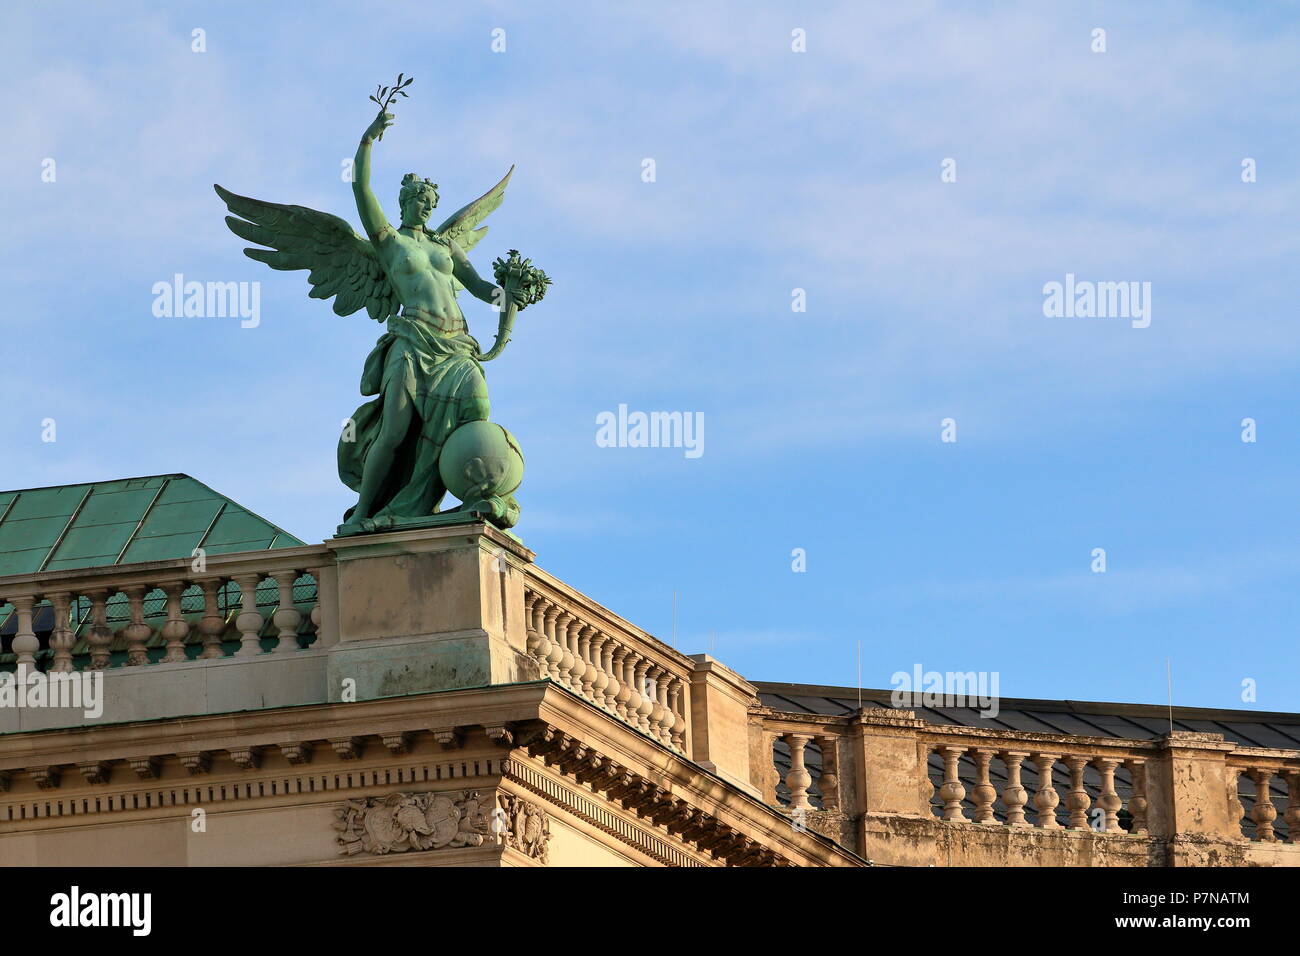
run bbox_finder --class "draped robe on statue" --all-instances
[338,313,490,522]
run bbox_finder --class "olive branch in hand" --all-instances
[369,73,414,113]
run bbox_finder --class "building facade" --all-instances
[0,476,1296,866]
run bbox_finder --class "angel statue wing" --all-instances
[214,184,400,322]
[434,166,514,291]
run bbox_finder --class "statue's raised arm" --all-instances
[353,109,397,243]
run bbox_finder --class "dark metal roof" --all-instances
[0,474,303,575]
[755,681,1300,748]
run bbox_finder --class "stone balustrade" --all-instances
[1227,753,1300,843]
[0,545,335,672]
[760,714,1155,833]
[773,731,843,813]
[918,729,1155,833]
[751,710,851,819]
[753,706,1300,864]
[522,578,692,753]
[0,530,698,756]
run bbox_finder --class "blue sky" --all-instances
[4,1,1300,712]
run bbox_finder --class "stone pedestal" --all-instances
[852,708,934,866]
[687,654,760,797]
[852,707,931,816]
[323,521,541,701]
[1146,731,1246,866]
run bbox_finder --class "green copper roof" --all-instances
[0,474,304,576]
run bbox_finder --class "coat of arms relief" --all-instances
[335,788,550,862]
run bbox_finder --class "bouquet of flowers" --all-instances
[492,250,552,311]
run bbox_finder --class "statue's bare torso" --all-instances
[381,227,465,328]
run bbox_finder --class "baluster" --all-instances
[524,593,544,662]
[1248,768,1277,842]
[655,671,676,746]
[622,653,643,725]
[233,574,265,657]
[1094,757,1121,833]
[159,581,190,663]
[971,749,997,823]
[783,734,813,811]
[818,735,841,811]
[576,624,598,699]
[1226,767,1246,839]
[640,664,660,738]
[121,585,152,666]
[611,647,631,718]
[527,594,557,678]
[552,611,575,688]
[86,589,113,669]
[763,732,782,803]
[309,565,338,648]
[47,591,76,673]
[310,595,322,644]
[196,579,227,659]
[589,631,610,709]
[647,667,669,742]
[536,601,560,680]
[271,570,303,655]
[541,603,564,681]
[1000,751,1029,826]
[553,612,574,687]
[565,617,587,691]
[1285,771,1300,844]
[10,594,38,668]
[669,678,686,751]
[1124,758,1149,834]
[633,658,654,732]
[937,746,968,821]
[1032,753,1061,828]
[528,597,549,671]
[1064,755,1091,829]
[599,637,619,711]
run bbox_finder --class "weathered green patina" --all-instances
[0,474,301,576]
[216,78,549,535]
[0,474,311,669]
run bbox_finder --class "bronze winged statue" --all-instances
[216,83,549,534]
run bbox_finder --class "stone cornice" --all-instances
[0,680,864,867]
[503,754,711,867]
[324,521,534,564]
[919,725,1164,753]
[0,680,554,772]
[511,720,862,867]
[686,654,757,699]
[1226,746,1300,764]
